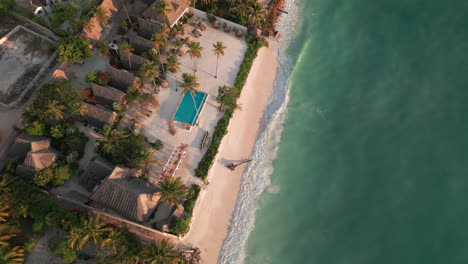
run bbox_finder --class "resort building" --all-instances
[89,166,160,223]
[109,67,139,92]
[8,133,57,178]
[81,0,123,42]
[119,52,150,72]
[142,0,190,28]
[128,31,154,55]
[79,157,114,192]
[90,82,126,109]
[83,102,117,129]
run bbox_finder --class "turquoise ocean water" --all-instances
[242,0,468,263]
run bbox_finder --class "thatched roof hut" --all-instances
[212,20,219,29]
[177,47,185,56]
[185,37,193,44]
[90,83,125,107]
[161,80,169,88]
[236,28,244,37]
[223,23,232,32]
[79,157,114,192]
[119,52,150,72]
[14,136,57,178]
[109,67,138,91]
[23,149,57,171]
[8,133,50,160]
[192,28,202,37]
[172,204,185,218]
[142,0,190,28]
[128,31,154,55]
[137,17,161,40]
[83,103,117,129]
[82,0,122,42]
[90,167,160,222]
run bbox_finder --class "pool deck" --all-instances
[140,22,248,186]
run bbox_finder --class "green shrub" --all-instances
[207,13,216,23]
[33,168,54,187]
[54,239,77,263]
[184,184,200,213]
[52,165,72,186]
[86,70,110,85]
[25,121,47,136]
[150,139,164,151]
[194,40,263,180]
[57,35,92,63]
[171,216,191,236]
[0,0,13,16]
[50,124,65,138]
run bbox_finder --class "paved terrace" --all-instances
[141,20,248,186]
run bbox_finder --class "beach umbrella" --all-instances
[212,20,220,29]
[198,21,207,30]
[185,37,193,44]
[161,80,169,88]
[223,23,232,32]
[192,28,202,37]
[177,47,186,56]
[236,28,244,37]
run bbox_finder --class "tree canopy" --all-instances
[57,35,92,63]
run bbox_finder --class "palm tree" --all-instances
[96,40,110,57]
[0,245,24,264]
[158,25,171,50]
[233,1,251,21]
[212,41,226,79]
[44,100,65,120]
[68,215,112,250]
[177,73,201,113]
[137,61,159,88]
[166,53,181,73]
[100,229,124,255]
[140,150,160,176]
[151,33,166,71]
[97,125,129,156]
[247,2,266,26]
[187,42,203,74]
[120,41,134,69]
[140,239,179,264]
[73,102,87,116]
[92,6,109,25]
[157,177,188,207]
[156,1,171,26]
[119,0,131,23]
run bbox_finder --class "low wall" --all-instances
[188,7,247,32]
[11,12,59,41]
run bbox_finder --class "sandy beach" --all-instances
[184,44,278,264]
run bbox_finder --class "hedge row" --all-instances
[194,39,264,180]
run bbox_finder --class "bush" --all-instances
[207,13,217,23]
[57,35,92,63]
[0,0,13,16]
[50,124,65,139]
[171,216,191,236]
[149,139,164,151]
[25,121,47,136]
[184,184,200,213]
[51,165,72,186]
[33,168,54,187]
[86,70,110,85]
[54,239,77,263]
[194,40,263,180]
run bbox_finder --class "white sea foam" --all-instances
[217,1,302,263]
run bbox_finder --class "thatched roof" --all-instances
[172,204,184,218]
[90,167,160,222]
[137,17,161,40]
[82,0,123,41]
[83,102,117,129]
[142,0,190,28]
[109,67,138,91]
[119,52,150,72]
[129,31,154,55]
[15,165,35,179]
[79,157,114,192]
[90,83,125,107]
[8,133,50,160]
[23,149,57,171]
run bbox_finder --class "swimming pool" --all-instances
[173,91,207,125]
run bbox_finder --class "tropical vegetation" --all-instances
[57,35,93,63]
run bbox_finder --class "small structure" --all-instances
[177,47,185,56]
[136,17,161,40]
[128,31,154,55]
[192,28,202,37]
[83,102,117,129]
[160,80,169,88]
[236,28,244,37]
[109,67,138,91]
[142,0,190,28]
[81,0,123,42]
[197,21,207,31]
[90,167,160,223]
[119,52,150,72]
[12,135,57,178]
[51,69,74,80]
[212,20,220,29]
[223,23,232,32]
[185,37,193,44]
[90,83,126,108]
[79,157,114,192]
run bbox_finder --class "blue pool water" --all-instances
[173,91,207,125]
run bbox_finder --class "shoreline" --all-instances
[183,43,279,264]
